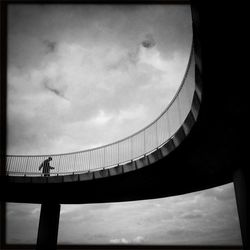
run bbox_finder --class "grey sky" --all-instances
[7,4,192,155]
[6,4,242,246]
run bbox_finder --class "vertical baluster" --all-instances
[94,150,97,169]
[83,151,87,172]
[58,156,61,176]
[24,157,28,176]
[29,157,31,176]
[34,156,37,176]
[131,137,133,159]
[39,157,43,176]
[73,154,76,174]
[20,157,23,174]
[104,147,106,168]
[78,152,82,173]
[18,157,22,174]
[7,156,12,174]
[62,156,65,174]
[92,150,94,170]
[167,111,171,139]
[97,149,99,169]
[30,157,34,175]
[89,150,91,171]
[16,157,18,174]
[144,130,146,155]
[110,145,112,167]
[15,157,18,174]
[156,121,158,148]
[177,95,181,127]
[33,157,36,176]
[75,153,79,173]
[118,142,120,164]
[27,157,31,175]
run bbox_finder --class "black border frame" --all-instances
[0,1,243,249]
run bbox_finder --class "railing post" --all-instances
[144,129,146,154]
[89,150,91,171]
[155,122,158,148]
[6,156,12,174]
[130,137,133,159]
[24,157,29,176]
[73,154,77,174]
[177,95,182,126]
[104,147,106,168]
[57,156,61,176]
[118,143,120,163]
[166,112,171,139]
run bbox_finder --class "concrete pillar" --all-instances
[36,202,61,250]
[233,168,248,249]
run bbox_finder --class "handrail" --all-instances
[5,42,196,176]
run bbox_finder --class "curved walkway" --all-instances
[5,44,202,182]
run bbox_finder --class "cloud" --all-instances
[110,236,145,244]
[60,205,83,215]
[7,33,189,155]
[117,105,146,122]
[180,210,204,220]
[110,238,129,244]
[43,39,57,54]
[89,110,113,126]
[142,33,156,48]
[42,77,69,100]
[200,184,235,201]
[133,236,145,243]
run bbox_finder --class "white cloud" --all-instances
[110,238,129,244]
[117,105,146,122]
[60,205,81,215]
[133,236,145,243]
[89,110,113,126]
[30,208,40,215]
[110,236,145,244]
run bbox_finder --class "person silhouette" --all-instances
[39,157,54,177]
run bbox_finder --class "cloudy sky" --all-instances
[7,4,192,155]
[6,4,242,246]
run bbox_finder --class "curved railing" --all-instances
[6,44,195,177]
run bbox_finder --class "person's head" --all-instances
[48,156,52,161]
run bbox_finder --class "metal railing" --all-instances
[6,45,195,177]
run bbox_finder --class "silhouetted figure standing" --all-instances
[39,157,54,177]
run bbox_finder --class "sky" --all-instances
[6,4,242,246]
[7,4,192,155]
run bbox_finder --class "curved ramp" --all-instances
[5,45,201,184]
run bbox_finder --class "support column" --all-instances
[233,168,248,249]
[36,202,61,250]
